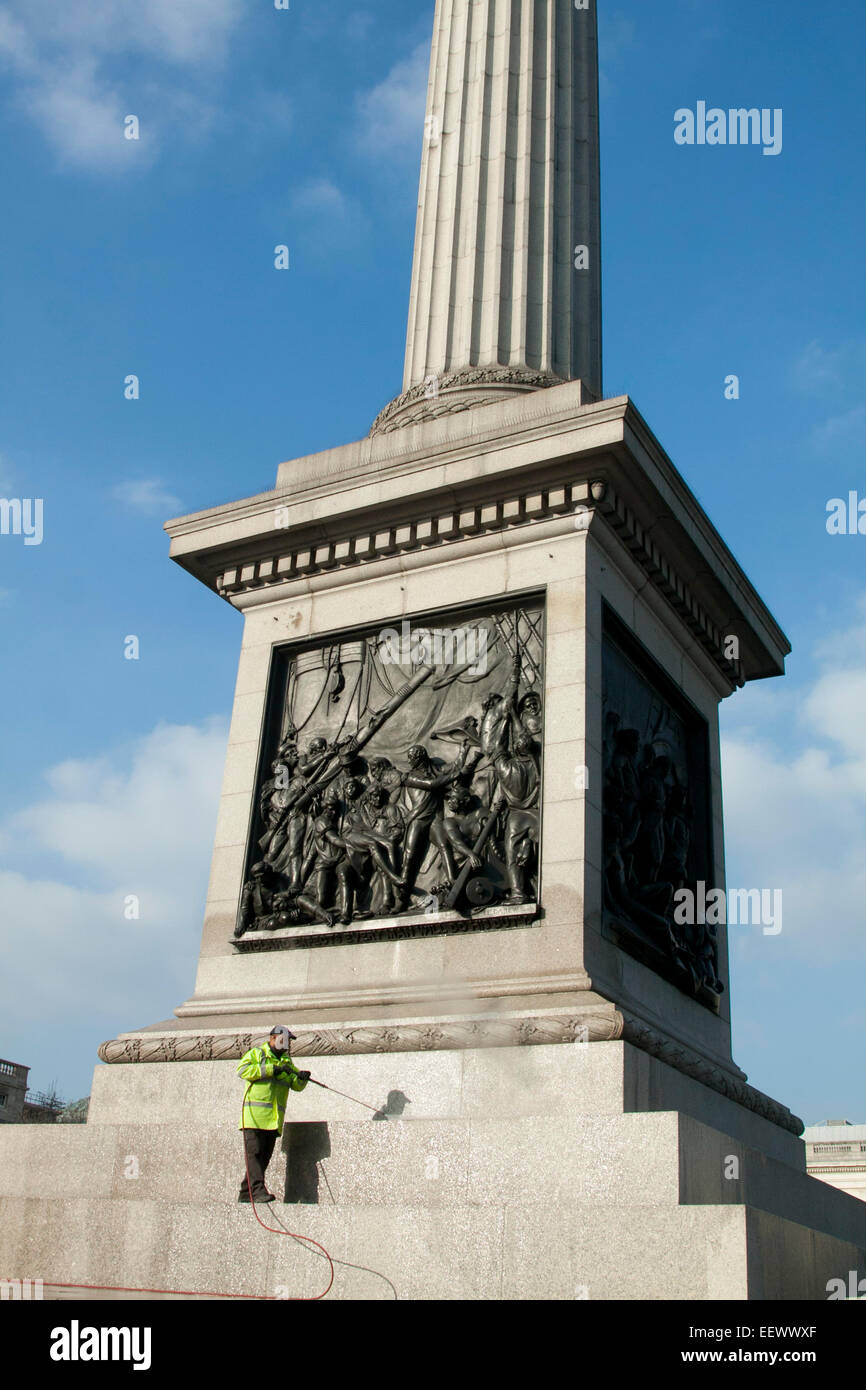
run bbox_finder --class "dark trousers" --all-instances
[239,1128,279,1198]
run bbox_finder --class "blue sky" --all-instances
[0,0,864,1125]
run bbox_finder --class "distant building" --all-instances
[0,1060,29,1124]
[0,1059,66,1124]
[804,1120,866,1203]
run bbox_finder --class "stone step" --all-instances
[3,1111,865,1257]
[2,1192,862,1301]
[0,1113,683,1208]
[85,1040,804,1169]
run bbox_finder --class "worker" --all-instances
[237,1025,310,1203]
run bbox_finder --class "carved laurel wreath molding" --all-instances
[97,1015,598,1067]
[370,365,566,436]
[97,1014,802,1135]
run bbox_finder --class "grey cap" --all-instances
[268,1024,296,1046]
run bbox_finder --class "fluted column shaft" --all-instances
[404,0,601,398]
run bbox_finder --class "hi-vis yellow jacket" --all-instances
[237,1042,309,1131]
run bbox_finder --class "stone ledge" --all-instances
[98,1012,603,1066]
[95,1018,802,1139]
[231,902,539,952]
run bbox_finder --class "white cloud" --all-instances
[0,719,228,1029]
[291,177,351,220]
[0,0,242,67]
[22,58,137,171]
[722,601,866,959]
[792,338,866,396]
[354,41,428,165]
[792,339,846,396]
[0,0,243,169]
[288,177,369,260]
[789,339,866,453]
[113,478,182,514]
[805,668,866,761]
[0,9,30,65]
[813,594,866,670]
[300,2,375,44]
[811,405,866,453]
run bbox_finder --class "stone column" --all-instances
[373,0,602,433]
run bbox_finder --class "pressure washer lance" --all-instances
[304,1075,382,1114]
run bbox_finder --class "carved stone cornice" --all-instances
[216,478,578,597]
[97,1011,802,1136]
[370,366,570,436]
[589,482,745,687]
[215,476,742,687]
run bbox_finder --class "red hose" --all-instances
[39,1281,271,1300]
[37,1085,336,1303]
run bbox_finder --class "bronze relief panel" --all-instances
[602,607,721,1008]
[235,598,545,945]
